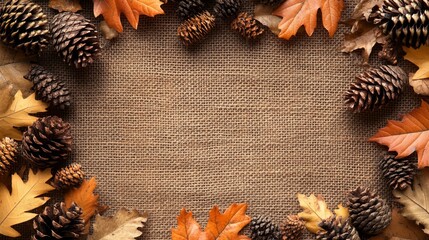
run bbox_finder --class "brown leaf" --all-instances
[404,46,429,81]
[254,4,281,35]
[297,194,333,234]
[99,21,119,40]
[48,0,82,12]
[172,209,203,240]
[409,73,429,96]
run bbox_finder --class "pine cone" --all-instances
[214,0,242,19]
[378,39,399,65]
[0,0,49,55]
[176,0,205,20]
[253,0,285,7]
[53,163,84,190]
[22,116,72,169]
[346,187,391,235]
[250,215,281,240]
[371,0,429,48]
[0,137,18,175]
[50,12,101,68]
[231,12,264,41]
[344,65,407,113]
[178,11,215,46]
[32,202,84,240]
[317,217,360,240]
[24,65,71,110]
[280,215,305,240]
[380,154,416,191]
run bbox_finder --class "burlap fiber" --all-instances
[15,0,421,239]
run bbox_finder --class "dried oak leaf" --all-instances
[404,46,429,95]
[369,208,428,240]
[93,0,165,33]
[392,169,429,235]
[254,4,282,35]
[297,194,334,233]
[89,208,148,240]
[272,0,344,40]
[172,203,251,240]
[0,91,48,140]
[0,169,54,237]
[49,0,82,12]
[369,100,429,169]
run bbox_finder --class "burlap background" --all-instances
[26,0,423,239]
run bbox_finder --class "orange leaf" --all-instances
[369,100,429,168]
[171,203,251,240]
[64,177,100,233]
[93,0,165,33]
[273,0,343,39]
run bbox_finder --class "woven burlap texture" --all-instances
[15,0,420,239]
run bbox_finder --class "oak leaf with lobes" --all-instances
[93,0,165,33]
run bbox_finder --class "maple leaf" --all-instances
[0,91,48,140]
[369,100,429,168]
[272,0,344,40]
[64,177,103,233]
[89,208,148,240]
[171,203,251,240]
[48,0,82,12]
[0,169,54,237]
[297,194,333,233]
[93,0,165,33]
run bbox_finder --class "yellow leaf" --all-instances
[0,169,54,237]
[297,194,333,234]
[404,46,429,80]
[0,91,48,140]
[334,204,349,220]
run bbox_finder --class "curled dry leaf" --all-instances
[404,46,429,95]
[89,208,148,240]
[100,21,119,40]
[48,0,82,12]
[297,194,333,233]
[408,73,429,96]
[254,4,281,35]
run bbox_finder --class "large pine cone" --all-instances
[231,12,264,40]
[280,215,305,240]
[317,217,360,240]
[178,11,215,46]
[250,215,281,240]
[32,202,84,240]
[25,65,71,110]
[344,65,407,113]
[0,0,49,55]
[253,0,285,7]
[176,0,205,20]
[53,163,84,190]
[380,154,416,190]
[371,0,429,48]
[0,137,18,175]
[346,187,391,235]
[22,116,72,169]
[214,0,242,19]
[50,12,101,68]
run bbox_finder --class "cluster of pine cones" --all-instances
[175,0,271,45]
[0,0,100,68]
[250,187,391,240]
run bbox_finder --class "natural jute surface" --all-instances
[30,0,421,239]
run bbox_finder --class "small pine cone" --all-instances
[344,65,407,113]
[346,187,391,235]
[32,202,84,240]
[252,0,285,7]
[378,39,399,65]
[54,163,84,190]
[317,217,360,240]
[280,215,305,240]
[50,12,101,68]
[214,0,242,19]
[178,11,215,46]
[370,0,429,48]
[0,0,49,55]
[0,137,18,175]
[231,12,264,41]
[24,65,71,110]
[176,0,205,20]
[250,215,281,240]
[22,116,72,169]
[380,154,416,191]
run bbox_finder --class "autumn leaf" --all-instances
[64,177,102,233]
[297,194,333,233]
[272,0,344,40]
[99,21,119,40]
[404,46,429,80]
[408,73,429,96]
[171,203,251,240]
[93,0,165,33]
[48,0,82,12]
[369,100,429,168]
[0,169,54,237]
[254,4,282,35]
[0,91,48,140]
[89,208,148,240]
